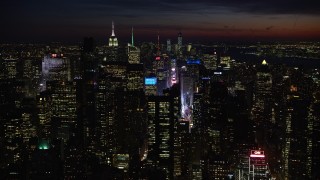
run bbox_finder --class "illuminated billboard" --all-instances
[155,56,161,61]
[250,150,265,158]
[187,59,201,65]
[145,77,157,85]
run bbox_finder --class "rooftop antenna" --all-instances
[157,31,160,50]
[131,27,134,47]
[111,21,115,36]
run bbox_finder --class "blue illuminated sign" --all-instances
[145,77,157,85]
[187,59,201,64]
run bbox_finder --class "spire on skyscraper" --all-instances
[157,31,160,50]
[111,21,115,37]
[262,59,268,65]
[109,21,118,47]
[131,27,134,47]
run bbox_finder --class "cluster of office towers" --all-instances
[0,22,320,179]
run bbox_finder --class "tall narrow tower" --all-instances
[128,27,140,64]
[156,31,161,56]
[157,32,160,50]
[111,21,115,36]
[131,27,134,47]
[109,21,118,47]
[178,32,182,50]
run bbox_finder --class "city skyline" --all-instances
[1,28,320,179]
[1,1,320,179]
[1,0,320,42]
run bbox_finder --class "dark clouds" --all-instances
[2,0,319,20]
[160,0,320,15]
[0,0,320,42]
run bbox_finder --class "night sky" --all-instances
[1,0,320,43]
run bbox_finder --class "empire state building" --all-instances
[109,21,118,47]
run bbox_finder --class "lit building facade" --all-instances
[3,58,17,79]
[220,55,231,68]
[145,76,157,96]
[128,46,140,64]
[46,80,77,142]
[252,60,272,126]
[127,28,140,64]
[127,64,144,91]
[203,52,218,70]
[248,150,269,179]
[146,93,178,179]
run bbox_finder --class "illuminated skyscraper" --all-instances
[41,56,70,91]
[3,58,17,79]
[95,71,109,164]
[152,54,170,95]
[37,92,52,139]
[109,21,118,47]
[98,62,126,158]
[153,55,164,73]
[248,150,269,179]
[174,120,192,178]
[127,28,141,64]
[220,55,231,68]
[145,76,157,96]
[167,39,171,53]
[192,93,203,131]
[203,52,218,70]
[252,60,272,126]
[80,38,99,150]
[23,58,42,95]
[46,80,77,142]
[127,64,144,91]
[282,94,310,179]
[146,88,179,179]
[104,61,127,89]
[128,47,140,64]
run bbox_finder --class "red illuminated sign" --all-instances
[155,56,160,60]
[250,150,265,158]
